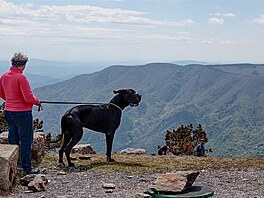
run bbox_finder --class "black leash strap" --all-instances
[38,101,104,111]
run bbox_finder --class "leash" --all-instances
[38,101,122,111]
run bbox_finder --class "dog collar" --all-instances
[109,103,122,111]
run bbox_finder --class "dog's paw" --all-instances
[68,162,75,167]
[58,162,65,168]
[108,158,116,162]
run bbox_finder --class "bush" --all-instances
[165,124,209,155]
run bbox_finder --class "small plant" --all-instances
[33,118,44,132]
[165,124,210,156]
[45,133,62,149]
[0,103,7,133]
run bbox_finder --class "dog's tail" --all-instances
[48,114,68,144]
[60,113,68,137]
[49,134,63,143]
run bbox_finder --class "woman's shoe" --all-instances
[25,167,40,174]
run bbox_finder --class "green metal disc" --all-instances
[146,185,214,198]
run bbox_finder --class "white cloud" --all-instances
[208,17,224,25]
[220,40,239,45]
[0,0,194,27]
[251,15,264,25]
[132,32,192,42]
[198,38,241,46]
[209,12,236,17]
[0,0,197,46]
[178,19,195,26]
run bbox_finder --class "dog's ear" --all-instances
[113,89,126,94]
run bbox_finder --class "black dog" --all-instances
[58,89,141,167]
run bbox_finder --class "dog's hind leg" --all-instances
[65,127,83,167]
[58,132,72,167]
[59,114,72,167]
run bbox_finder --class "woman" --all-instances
[0,52,41,174]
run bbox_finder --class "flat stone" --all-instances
[27,174,48,192]
[150,171,200,193]
[24,190,34,193]
[102,183,116,189]
[120,148,146,154]
[21,174,48,187]
[21,174,38,186]
[0,144,19,191]
[136,193,152,198]
[57,171,66,175]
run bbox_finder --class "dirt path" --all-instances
[2,167,264,198]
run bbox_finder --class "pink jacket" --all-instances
[0,66,40,111]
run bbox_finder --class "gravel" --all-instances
[2,167,264,198]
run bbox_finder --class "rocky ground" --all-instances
[1,166,263,198]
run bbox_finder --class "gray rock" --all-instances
[27,174,49,192]
[21,174,38,186]
[71,144,96,154]
[150,171,200,193]
[102,183,116,189]
[40,168,47,174]
[57,171,67,175]
[136,192,152,198]
[120,148,146,154]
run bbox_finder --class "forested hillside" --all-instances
[33,63,264,157]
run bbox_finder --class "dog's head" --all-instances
[113,89,141,107]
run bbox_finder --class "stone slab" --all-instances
[0,144,19,191]
[150,171,200,193]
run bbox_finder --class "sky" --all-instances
[0,0,264,64]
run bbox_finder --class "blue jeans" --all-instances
[4,111,34,172]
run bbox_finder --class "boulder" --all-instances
[120,148,146,154]
[32,132,46,161]
[0,144,19,191]
[71,144,96,154]
[150,171,200,193]
[0,132,46,161]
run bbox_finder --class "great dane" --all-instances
[58,89,141,167]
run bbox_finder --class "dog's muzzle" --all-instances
[130,94,141,107]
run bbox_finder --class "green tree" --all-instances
[165,124,209,155]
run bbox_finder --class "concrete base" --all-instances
[0,144,19,191]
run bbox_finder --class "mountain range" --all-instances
[0,59,108,88]
[30,62,264,158]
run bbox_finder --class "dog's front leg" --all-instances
[105,131,115,162]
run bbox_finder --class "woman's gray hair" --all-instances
[11,52,28,67]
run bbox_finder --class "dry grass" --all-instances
[39,152,264,174]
